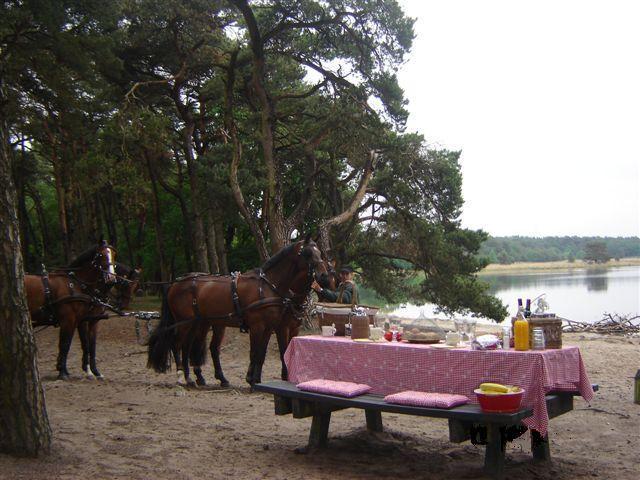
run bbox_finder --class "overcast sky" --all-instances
[395,0,639,237]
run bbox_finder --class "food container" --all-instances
[474,387,525,413]
[350,310,370,340]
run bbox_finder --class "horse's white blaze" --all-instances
[176,370,187,385]
[105,247,116,282]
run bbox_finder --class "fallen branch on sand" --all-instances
[562,313,639,335]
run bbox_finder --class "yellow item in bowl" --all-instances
[479,383,510,394]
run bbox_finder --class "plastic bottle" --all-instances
[514,306,530,351]
[502,326,511,350]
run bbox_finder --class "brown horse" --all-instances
[24,241,117,379]
[147,236,329,387]
[75,261,142,380]
[190,254,338,388]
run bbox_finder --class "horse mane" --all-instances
[260,243,297,272]
[68,244,100,267]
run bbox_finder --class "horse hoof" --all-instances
[186,379,197,388]
[176,370,187,386]
[196,377,206,387]
[220,380,230,388]
[84,371,96,380]
[96,374,105,381]
[58,373,70,381]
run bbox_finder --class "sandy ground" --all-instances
[1,315,639,480]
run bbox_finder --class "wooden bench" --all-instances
[254,380,598,478]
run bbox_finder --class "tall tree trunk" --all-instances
[156,153,193,272]
[182,125,209,271]
[145,154,169,281]
[0,105,52,456]
[27,186,49,262]
[50,151,70,262]
[215,217,229,274]
[222,47,269,261]
[205,210,220,273]
[120,216,135,267]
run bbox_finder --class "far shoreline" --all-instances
[478,257,640,275]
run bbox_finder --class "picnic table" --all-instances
[255,335,595,477]
[284,336,594,436]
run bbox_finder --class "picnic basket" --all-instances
[315,302,379,336]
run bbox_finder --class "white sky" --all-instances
[396,0,640,237]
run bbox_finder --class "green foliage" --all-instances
[479,236,640,263]
[583,241,611,264]
[4,0,508,321]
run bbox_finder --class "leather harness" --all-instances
[185,268,305,334]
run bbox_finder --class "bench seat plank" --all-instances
[255,380,533,424]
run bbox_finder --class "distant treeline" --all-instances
[478,236,640,264]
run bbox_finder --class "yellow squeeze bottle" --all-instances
[514,306,529,351]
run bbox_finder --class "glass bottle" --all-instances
[502,326,511,350]
[524,298,532,318]
[514,306,530,351]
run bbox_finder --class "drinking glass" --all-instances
[464,319,477,343]
[454,318,465,344]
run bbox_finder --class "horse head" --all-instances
[295,235,329,287]
[111,263,142,310]
[67,241,117,287]
[316,254,338,291]
[94,240,117,285]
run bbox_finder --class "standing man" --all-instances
[312,265,359,305]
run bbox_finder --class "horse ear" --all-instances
[304,233,312,244]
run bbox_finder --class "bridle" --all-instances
[92,244,117,286]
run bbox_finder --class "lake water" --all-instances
[389,265,640,324]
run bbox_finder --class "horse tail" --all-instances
[147,285,175,373]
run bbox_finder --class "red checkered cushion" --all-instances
[384,391,469,409]
[297,379,371,397]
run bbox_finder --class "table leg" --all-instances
[484,424,506,478]
[531,430,551,462]
[365,409,383,432]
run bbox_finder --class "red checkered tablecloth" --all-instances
[284,336,594,436]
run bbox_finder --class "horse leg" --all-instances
[246,324,272,387]
[190,323,210,387]
[77,321,95,379]
[275,324,290,381]
[56,319,76,380]
[172,347,187,386]
[87,319,103,379]
[181,333,197,388]
[210,325,229,387]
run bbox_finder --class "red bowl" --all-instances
[474,387,524,413]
